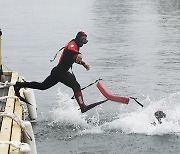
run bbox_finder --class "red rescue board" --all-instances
[96,81,129,104]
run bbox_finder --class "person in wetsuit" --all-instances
[14,31,90,113]
[151,110,166,126]
[154,110,166,124]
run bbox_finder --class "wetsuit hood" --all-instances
[75,31,88,47]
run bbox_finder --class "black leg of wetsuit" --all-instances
[59,71,81,94]
[21,75,58,90]
[18,66,59,90]
[59,71,87,111]
[16,67,80,95]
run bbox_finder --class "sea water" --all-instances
[1,0,180,153]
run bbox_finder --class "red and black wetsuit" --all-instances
[20,39,82,94]
[15,31,88,111]
[58,39,80,71]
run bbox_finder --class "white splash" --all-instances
[50,88,180,136]
[50,88,88,128]
[50,87,105,134]
[102,91,180,136]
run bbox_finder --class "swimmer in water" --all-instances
[151,110,166,126]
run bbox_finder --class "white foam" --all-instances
[102,92,180,135]
[50,88,180,136]
[49,88,105,134]
[49,88,89,128]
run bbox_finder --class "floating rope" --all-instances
[0,81,14,89]
[0,141,31,153]
[0,113,32,141]
[0,96,18,100]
